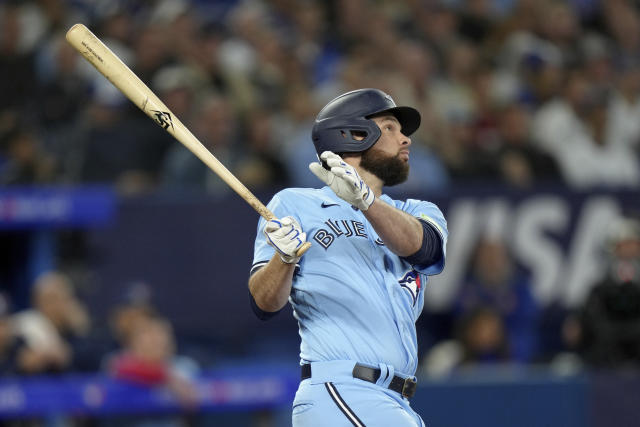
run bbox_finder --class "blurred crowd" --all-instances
[1,0,640,424]
[421,215,640,377]
[1,0,640,195]
[0,276,202,426]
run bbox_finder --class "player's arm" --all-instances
[249,256,296,312]
[364,200,443,268]
[249,216,306,315]
[363,199,423,256]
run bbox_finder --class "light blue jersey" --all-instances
[252,186,447,377]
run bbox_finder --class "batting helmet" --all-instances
[311,88,421,155]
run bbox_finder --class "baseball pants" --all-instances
[292,360,425,427]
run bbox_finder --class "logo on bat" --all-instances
[151,110,174,130]
[398,270,421,306]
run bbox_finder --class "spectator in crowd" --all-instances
[131,23,173,87]
[414,2,460,70]
[0,2,37,132]
[474,102,562,187]
[532,69,640,188]
[422,306,510,377]
[603,0,640,70]
[608,60,640,154]
[161,92,241,193]
[579,33,615,96]
[0,293,27,375]
[234,108,290,190]
[457,306,510,367]
[152,65,200,123]
[454,237,540,363]
[33,32,92,183]
[108,281,157,348]
[430,39,479,129]
[107,316,200,418]
[93,8,135,66]
[456,0,497,46]
[569,216,640,368]
[77,80,170,194]
[12,271,89,374]
[8,280,76,427]
[0,126,55,185]
[392,39,446,151]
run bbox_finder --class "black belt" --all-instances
[301,363,417,399]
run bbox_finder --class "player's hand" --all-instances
[309,151,375,211]
[263,216,307,264]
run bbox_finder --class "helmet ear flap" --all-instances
[312,117,381,155]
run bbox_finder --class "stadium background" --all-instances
[1,0,639,426]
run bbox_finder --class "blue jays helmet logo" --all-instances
[398,271,421,306]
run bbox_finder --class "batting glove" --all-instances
[309,151,375,211]
[263,216,307,264]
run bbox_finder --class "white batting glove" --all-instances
[309,151,375,211]
[263,216,307,264]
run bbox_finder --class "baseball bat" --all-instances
[66,23,310,256]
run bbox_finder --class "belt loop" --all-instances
[376,363,393,388]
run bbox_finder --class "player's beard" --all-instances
[360,147,409,186]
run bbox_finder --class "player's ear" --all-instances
[351,130,367,141]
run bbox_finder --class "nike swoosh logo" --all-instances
[321,202,339,208]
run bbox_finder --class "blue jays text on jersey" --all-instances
[251,186,448,377]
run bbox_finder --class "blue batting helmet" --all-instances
[311,88,421,155]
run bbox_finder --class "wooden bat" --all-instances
[66,23,310,256]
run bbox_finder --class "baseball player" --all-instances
[249,89,447,426]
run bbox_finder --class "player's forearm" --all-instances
[248,255,295,312]
[364,198,423,256]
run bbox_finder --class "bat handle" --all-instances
[296,242,312,257]
[264,212,312,257]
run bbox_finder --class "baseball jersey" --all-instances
[251,186,447,376]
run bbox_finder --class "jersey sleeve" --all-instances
[401,199,448,275]
[250,191,300,275]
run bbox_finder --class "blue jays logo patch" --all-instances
[399,271,421,306]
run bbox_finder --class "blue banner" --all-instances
[0,367,300,417]
[0,186,116,229]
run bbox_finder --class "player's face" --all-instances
[359,115,411,186]
[370,115,412,160]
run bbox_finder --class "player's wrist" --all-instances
[277,253,299,264]
[362,195,377,212]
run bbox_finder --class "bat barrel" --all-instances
[66,24,276,222]
[66,23,311,255]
